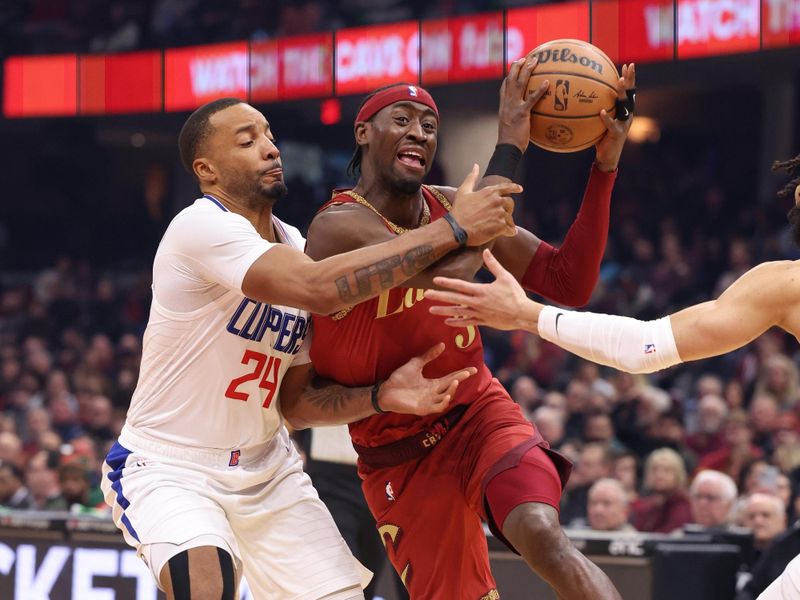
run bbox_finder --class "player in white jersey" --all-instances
[425,154,800,600]
[102,97,522,600]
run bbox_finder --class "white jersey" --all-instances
[125,194,310,449]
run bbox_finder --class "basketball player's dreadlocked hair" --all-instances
[773,153,800,246]
[346,83,415,179]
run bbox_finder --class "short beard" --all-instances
[788,204,800,248]
[259,180,288,203]
[388,175,422,196]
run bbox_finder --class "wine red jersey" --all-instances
[310,185,496,448]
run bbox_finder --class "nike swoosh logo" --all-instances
[555,312,564,337]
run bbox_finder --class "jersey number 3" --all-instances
[225,350,282,408]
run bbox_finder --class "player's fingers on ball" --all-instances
[519,55,538,81]
[599,109,615,129]
[507,58,523,82]
[526,80,549,108]
[616,77,627,99]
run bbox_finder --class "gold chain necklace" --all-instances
[340,190,431,234]
[329,186,452,321]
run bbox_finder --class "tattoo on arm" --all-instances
[335,244,436,303]
[303,373,357,418]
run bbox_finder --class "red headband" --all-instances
[356,84,439,124]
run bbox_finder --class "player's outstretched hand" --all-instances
[426,249,541,331]
[379,343,477,416]
[497,50,549,152]
[595,63,636,172]
[451,164,520,246]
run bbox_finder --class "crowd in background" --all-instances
[2,0,542,56]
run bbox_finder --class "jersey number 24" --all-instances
[225,350,282,408]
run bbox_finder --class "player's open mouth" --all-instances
[397,150,426,170]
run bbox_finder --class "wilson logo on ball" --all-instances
[534,48,605,74]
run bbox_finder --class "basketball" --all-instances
[527,39,620,153]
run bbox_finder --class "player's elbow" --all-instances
[307,284,346,316]
[554,286,594,308]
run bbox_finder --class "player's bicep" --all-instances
[241,245,321,308]
[670,280,779,362]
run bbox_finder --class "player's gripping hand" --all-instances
[378,343,477,416]
[426,249,541,331]
[450,164,520,246]
[595,63,636,172]
[498,50,550,152]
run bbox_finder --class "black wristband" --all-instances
[371,380,386,414]
[614,87,636,122]
[485,143,523,181]
[443,212,468,247]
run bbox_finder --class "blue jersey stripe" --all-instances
[203,194,229,212]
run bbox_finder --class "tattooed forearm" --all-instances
[289,374,371,427]
[335,244,437,303]
[400,244,437,276]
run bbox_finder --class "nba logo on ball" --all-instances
[554,80,569,111]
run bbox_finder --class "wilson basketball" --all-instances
[527,39,620,153]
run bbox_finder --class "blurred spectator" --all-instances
[531,406,565,448]
[564,380,592,440]
[631,448,692,533]
[689,470,737,529]
[561,443,611,526]
[587,478,635,532]
[736,521,800,600]
[611,450,640,502]
[685,394,728,459]
[26,450,67,511]
[754,355,800,409]
[748,393,781,454]
[510,375,540,416]
[699,411,764,484]
[58,461,106,514]
[0,460,33,510]
[744,493,788,552]
[0,431,23,467]
[583,412,625,451]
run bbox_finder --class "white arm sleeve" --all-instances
[537,305,683,374]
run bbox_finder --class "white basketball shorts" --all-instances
[101,424,369,599]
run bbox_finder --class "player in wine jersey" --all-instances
[428,155,800,600]
[300,55,635,598]
[101,97,523,600]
